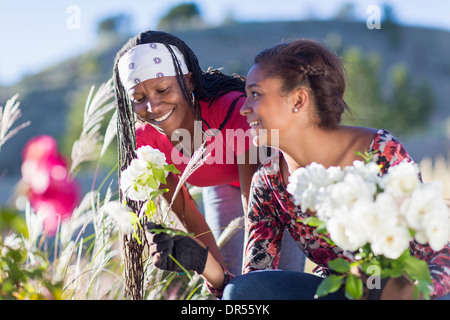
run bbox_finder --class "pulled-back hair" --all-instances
[254,39,350,129]
[113,30,245,193]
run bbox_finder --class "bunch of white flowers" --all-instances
[287,159,449,259]
[120,146,177,202]
[116,145,180,242]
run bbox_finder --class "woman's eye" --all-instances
[133,97,145,104]
[157,87,170,94]
[251,92,260,99]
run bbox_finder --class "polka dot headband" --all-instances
[118,43,189,91]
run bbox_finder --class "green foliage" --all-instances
[0,209,62,300]
[342,47,434,136]
[0,208,28,238]
[381,4,402,45]
[315,275,344,298]
[328,258,351,273]
[157,3,205,31]
[344,273,364,299]
[302,220,433,300]
[160,3,201,21]
[97,14,131,36]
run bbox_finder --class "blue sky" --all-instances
[1,0,449,86]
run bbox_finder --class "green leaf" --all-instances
[414,279,432,300]
[345,274,364,300]
[354,150,377,164]
[403,255,432,284]
[164,164,181,174]
[152,167,167,185]
[0,209,28,238]
[145,175,159,190]
[145,200,156,218]
[328,258,351,274]
[315,275,344,298]
[150,188,169,198]
[381,267,404,279]
[300,216,324,227]
[315,224,328,234]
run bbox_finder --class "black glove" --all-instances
[146,222,209,274]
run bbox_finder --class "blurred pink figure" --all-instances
[21,135,80,235]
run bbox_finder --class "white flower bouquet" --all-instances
[116,144,210,279]
[117,145,181,241]
[287,154,449,299]
[120,145,178,202]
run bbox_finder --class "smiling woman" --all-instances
[113,30,306,282]
[146,38,449,301]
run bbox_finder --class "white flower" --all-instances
[372,192,403,225]
[287,162,343,210]
[120,146,169,201]
[120,158,151,201]
[344,160,381,185]
[381,160,421,197]
[286,157,449,260]
[136,145,167,169]
[400,182,448,231]
[323,171,377,218]
[419,212,450,251]
[370,224,412,259]
[326,206,370,252]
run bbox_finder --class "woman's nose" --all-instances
[133,98,161,118]
[240,98,252,116]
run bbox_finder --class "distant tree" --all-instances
[157,3,205,31]
[335,3,356,21]
[221,10,237,26]
[381,4,401,45]
[97,14,131,37]
[342,47,434,136]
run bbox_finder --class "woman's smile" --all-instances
[153,107,175,123]
[249,120,261,128]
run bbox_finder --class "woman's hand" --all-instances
[351,266,417,300]
[147,222,209,274]
[379,276,416,300]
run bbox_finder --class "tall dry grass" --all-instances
[0,94,30,152]
[419,155,450,201]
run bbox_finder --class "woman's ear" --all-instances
[292,87,309,112]
[184,72,195,92]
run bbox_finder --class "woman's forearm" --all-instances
[201,251,226,290]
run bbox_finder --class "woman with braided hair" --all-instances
[113,30,305,276]
[148,38,450,300]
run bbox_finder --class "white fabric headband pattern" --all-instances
[118,43,189,91]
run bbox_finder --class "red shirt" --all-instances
[136,91,250,187]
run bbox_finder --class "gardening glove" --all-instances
[146,222,209,274]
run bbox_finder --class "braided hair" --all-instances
[113,30,246,202]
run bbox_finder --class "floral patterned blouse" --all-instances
[208,129,450,299]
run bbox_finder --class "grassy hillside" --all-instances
[1,20,449,179]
